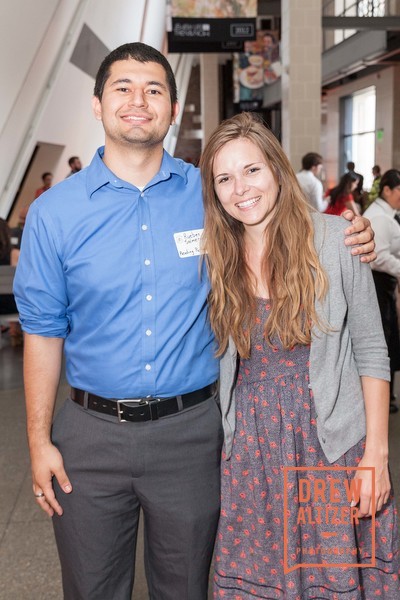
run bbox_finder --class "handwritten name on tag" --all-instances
[174,229,204,258]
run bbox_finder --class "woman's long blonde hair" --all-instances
[200,112,328,358]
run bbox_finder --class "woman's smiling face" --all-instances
[213,137,279,233]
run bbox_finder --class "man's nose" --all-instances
[128,90,148,107]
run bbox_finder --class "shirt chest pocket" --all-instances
[154,228,206,291]
[171,253,205,290]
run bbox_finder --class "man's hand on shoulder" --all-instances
[342,209,376,263]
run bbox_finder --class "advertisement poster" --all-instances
[233,30,281,104]
[170,0,257,18]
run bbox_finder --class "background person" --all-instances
[325,171,361,216]
[9,204,29,250]
[346,160,364,203]
[34,172,53,198]
[296,152,327,212]
[365,164,382,210]
[0,217,19,315]
[200,112,399,599]
[364,169,400,413]
[0,218,20,342]
[65,155,82,177]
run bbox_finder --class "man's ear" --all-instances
[92,96,102,121]
[171,102,180,126]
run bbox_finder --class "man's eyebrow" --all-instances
[109,78,168,91]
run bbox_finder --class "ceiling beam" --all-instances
[322,16,400,31]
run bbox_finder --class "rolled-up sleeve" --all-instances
[13,202,69,338]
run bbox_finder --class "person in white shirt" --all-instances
[364,169,400,413]
[296,152,328,212]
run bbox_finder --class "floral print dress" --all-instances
[214,298,400,599]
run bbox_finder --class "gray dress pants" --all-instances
[51,392,223,600]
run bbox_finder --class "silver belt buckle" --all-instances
[116,398,149,423]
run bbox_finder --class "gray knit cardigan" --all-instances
[219,212,390,463]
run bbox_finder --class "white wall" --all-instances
[0,0,148,217]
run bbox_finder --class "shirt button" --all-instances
[146,294,152,301]
[145,329,152,336]
[144,259,151,266]
[141,224,148,231]
[308,383,312,389]
[145,364,151,371]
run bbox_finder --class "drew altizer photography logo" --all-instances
[283,466,376,572]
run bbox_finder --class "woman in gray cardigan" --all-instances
[200,113,399,599]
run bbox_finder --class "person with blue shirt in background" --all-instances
[14,42,376,600]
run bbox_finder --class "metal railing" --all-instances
[322,1,388,18]
[322,0,398,51]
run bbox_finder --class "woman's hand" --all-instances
[352,451,391,517]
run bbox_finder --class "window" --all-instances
[357,0,385,17]
[334,0,357,44]
[340,86,376,189]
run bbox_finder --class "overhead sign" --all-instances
[168,18,256,53]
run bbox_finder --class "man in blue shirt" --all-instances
[14,43,376,600]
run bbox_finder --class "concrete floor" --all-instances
[0,335,399,600]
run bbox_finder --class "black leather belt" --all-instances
[70,384,216,423]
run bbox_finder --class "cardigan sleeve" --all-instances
[337,219,390,381]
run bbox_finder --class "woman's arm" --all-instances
[338,221,391,517]
[354,377,390,517]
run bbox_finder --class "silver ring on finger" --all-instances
[34,491,45,498]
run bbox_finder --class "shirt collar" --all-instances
[86,147,187,198]
[375,197,397,217]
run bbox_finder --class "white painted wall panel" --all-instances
[0,0,58,133]
[1,0,149,215]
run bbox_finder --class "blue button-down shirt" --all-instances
[14,148,219,398]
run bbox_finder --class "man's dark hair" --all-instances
[94,42,178,105]
[372,164,381,176]
[379,169,400,196]
[301,152,323,171]
[68,156,79,167]
[346,161,355,171]
[42,172,52,181]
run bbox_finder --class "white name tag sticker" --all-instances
[174,229,204,258]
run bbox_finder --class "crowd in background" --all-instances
[296,153,400,413]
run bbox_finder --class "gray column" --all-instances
[281,0,322,170]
